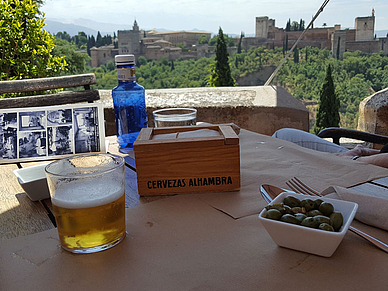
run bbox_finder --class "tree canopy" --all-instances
[0,0,67,81]
[82,44,387,129]
[313,64,340,134]
[208,27,234,87]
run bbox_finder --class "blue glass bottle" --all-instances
[112,55,147,149]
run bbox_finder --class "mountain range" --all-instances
[44,18,250,37]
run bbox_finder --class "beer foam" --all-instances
[51,180,124,209]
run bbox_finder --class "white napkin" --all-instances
[322,186,388,231]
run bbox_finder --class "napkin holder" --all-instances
[133,124,240,196]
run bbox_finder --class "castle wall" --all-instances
[90,45,117,67]
[147,31,211,48]
[355,16,375,41]
[346,40,380,54]
[118,30,141,55]
[255,17,269,38]
[145,46,181,61]
[331,31,347,59]
[379,38,388,55]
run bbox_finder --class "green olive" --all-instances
[300,217,320,228]
[314,198,324,209]
[314,215,331,225]
[319,202,334,216]
[266,209,282,220]
[300,198,315,212]
[283,205,294,215]
[265,203,284,212]
[265,203,293,215]
[319,223,334,231]
[283,196,301,207]
[280,214,300,225]
[307,210,323,217]
[294,213,307,223]
[291,206,306,214]
[330,212,344,231]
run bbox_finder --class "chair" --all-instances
[0,73,99,109]
[317,127,388,146]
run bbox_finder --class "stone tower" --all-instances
[118,20,141,56]
[331,30,346,59]
[355,14,375,41]
[256,17,269,39]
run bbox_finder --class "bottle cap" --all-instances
[115,54,135,66]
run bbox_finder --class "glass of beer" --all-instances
[153,108,197,127]
[45,153,126,254]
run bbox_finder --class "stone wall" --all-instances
[358,88,388,138]
[355,16,375,41]
[99,86,309,137]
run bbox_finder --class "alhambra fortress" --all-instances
[96,13,388,145]
[91,12,388,67]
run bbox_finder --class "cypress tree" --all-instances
[285,34,289,52]
[336,37,341,60]
[299,19,304,31]
[237,31,244,54]
[90,35,96,47]
[87,36,91,56]
[286,19,291,31]
[209,27,234,87]
[313,65,340,134]
[293,47,299,63]
[96,31,102,47]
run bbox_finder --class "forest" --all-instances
[83,46,388,129]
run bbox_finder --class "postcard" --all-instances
[0,103,106,164]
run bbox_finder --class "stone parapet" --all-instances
[99,86,309,136]
[358,88,388,139]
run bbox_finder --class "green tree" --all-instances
[291,21,299,31]
[285,34,289,52]
[0,0,66,81]
[286,19,291,31]
[137,56,147,67]
[55,31,71,42]
[197,34,208,44]
[305,46,309,62]
[293,47,299,63]
[208,27,234,87]
[96,31,102,47]
[313,65,340,134]
[53,39,90,75]
[237,31,244,54]
[299,19,305,31]
[208,33,234,47]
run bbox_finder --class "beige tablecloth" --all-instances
[194,129,388,219]
[1,130,388,290]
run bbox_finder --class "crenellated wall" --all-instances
[98,86,309,137]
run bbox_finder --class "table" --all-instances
[1,129,388,290]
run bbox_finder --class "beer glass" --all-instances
[45,153,126,254]
[153,108,197,127]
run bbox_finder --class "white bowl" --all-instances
[258,192,358,257]
[13,164,50,201]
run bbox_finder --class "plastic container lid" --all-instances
[115,54,135,66]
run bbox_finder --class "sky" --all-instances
[41,0,388,35]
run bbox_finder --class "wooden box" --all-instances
[133,125,240,196]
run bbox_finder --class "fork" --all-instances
[286,177,388,254]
